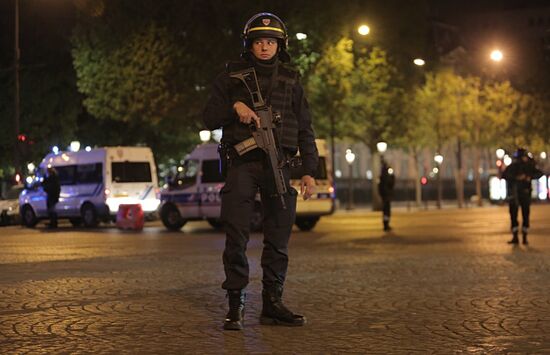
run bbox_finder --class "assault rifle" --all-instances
[229,67,288,209]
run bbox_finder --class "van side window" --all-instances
[201,159,224,183]
[112,162,152,183]
[56,166,77,185]
[172,159,199,188]
[77,163,103,184]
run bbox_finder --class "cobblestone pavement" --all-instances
[1,204,549,354]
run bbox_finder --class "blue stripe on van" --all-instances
[140,186,153,200]
[161,192,198,204]
[65,184,103,198]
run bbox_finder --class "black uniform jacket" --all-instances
[203,58,318,178]
[502,159,544,196]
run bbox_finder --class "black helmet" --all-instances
[242,12,291,62]
[242,12,288,49]
[513,148,528,159]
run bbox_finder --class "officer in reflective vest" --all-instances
[203,12,318,330]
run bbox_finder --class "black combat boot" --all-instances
[383,221,392,231]
[260,284,306,327]
[522,228,528,245]
[224,290,245,330]
[508,231,519,244]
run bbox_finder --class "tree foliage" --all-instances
[343,47,404,151]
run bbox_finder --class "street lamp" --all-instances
[434,153,444,209]
[434,154,443,165]
[296,32,307,40]
[345,148,356,210]
[199,130,211,143]
[413,58,426,66]
[357,24,370,36]
[503,154,512,167]
[69,141,81,152]
[376,141,387,154]
[490,49,503,62]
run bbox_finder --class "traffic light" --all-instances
[17,134,27,142]
[421,176,428,185]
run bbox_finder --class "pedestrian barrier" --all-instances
[116,204,144,231]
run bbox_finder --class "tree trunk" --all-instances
[455,139,464,208]
[371,151,382,211]
[474,146,483,206]
[413,150,422,207]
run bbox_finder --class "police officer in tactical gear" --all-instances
[502,148,543,245]
[203,12,318,330]
[42,167,61,229]
[378,160,395,231]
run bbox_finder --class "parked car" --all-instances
[0,184,24,226]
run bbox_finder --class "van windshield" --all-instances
[112,162,152,183]
[290,157,327,180]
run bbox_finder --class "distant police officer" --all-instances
[502,148,543,244]
[378,160,395,231]
[203,12,318,330]
[42,167,61,229]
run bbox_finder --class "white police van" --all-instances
[19,146,160,228]
[159,139,335,231]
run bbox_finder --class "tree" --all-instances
[343,46,404,210]
[411,69,459,208]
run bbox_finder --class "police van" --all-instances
[159,139,335,231]
[19,146,160,228]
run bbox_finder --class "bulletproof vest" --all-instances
[225,60,298,151]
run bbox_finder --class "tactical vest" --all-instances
[225,60,299,151]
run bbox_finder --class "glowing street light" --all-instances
[503,155,512,166]
[199,130,211,143]
[357,24,370,36]
[376,141,387,154]
[296,32,307,40]
[496,148,505,160]
[490,49,503,62]
[413,58,425,66]
[69,141,81,152]
[434,154,444,165]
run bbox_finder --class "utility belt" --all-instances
[218,139,301,178]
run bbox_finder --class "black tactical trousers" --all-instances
[47,199,58,227]
[382,198,391,222]
[509,193,531,230]
[220,159,297,291]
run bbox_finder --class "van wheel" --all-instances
[21,205,38,228]
[207,218,223,229]
[161,204,186,231]
[81,203,99,228]
[69,218,82,227]
[250,202,263,232]
[295,217,319,231]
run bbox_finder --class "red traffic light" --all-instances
[420,176,428,185]
[17,134,27,142]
